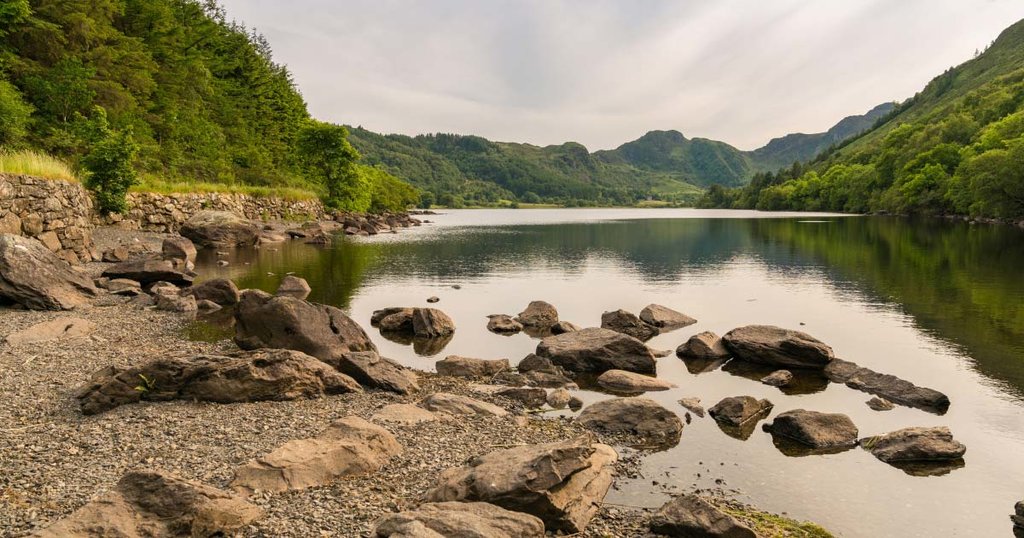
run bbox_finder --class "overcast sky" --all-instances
[218,0,1024,151]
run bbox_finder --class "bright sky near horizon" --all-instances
[218,0,1024,151]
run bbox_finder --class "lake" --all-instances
[194,208,1024,537]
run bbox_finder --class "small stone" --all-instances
[866,397,895,411]
[761,369,794,387]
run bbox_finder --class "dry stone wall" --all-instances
[97,191,326,233]
[0,174,94,264]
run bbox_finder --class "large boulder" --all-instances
[372,501,545,538]
[824,359,950,414]
[76,349,362,415]
[329,351,419,395]
[600,309,658,341]
[413,307,456,338]
[102,258,193,286]
[578,397,683,445]
[231,416,402,494]
[862,426,966,463]
[419,392,508,417]
[536,328,656,375]
[34,470,261,538]
[708,396,773,427]
[596,369,675,393]
[722,325,834,369]
[180,210,259,247]
[188,278,239,306]
[763,409,858,449]
[515,300,558,328]
[425,437,616,533]
[436,356,510,378]
[234,290,377,358]
[161,236,197,265]
[649,495,755,538]
[0,234,97,310]
[676,331,731,361]
[5,317,95,345]
[639,304,697,329]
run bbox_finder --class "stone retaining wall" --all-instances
[0,173,94,264]
[98,191,327,233]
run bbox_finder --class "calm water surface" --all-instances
[195,209,1024,538]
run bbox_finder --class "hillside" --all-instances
[349,103,888,207]
[702,17,1024,220]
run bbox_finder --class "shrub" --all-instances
[82,109,139,214]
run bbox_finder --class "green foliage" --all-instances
[363,165,419,212]
[81,108,139,214]
[295,121,366,210]
[700,19,1024,220]
[0,76,31,144]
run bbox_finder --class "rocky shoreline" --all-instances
[0,214,884,537]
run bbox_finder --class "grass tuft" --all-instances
[721,503,834,538]
[0,149,78,182]
[133,176,319,201]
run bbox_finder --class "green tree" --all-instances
[82,108,139,214]
[296,121,369,211]
[0,77,31,144]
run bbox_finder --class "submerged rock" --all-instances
[0,234,97,310]
[639,304,697,329]
[708,396,773,427]
[425,437,616,533]
[722,325,834,369]
[866,397,895,411]
[824,359,950,414]
[601,309,659,341]
[487,314,524,334]
[578,397,683,445]
[372,501,545,538]
[34,470,261,538]
[763,409,858,449]
[761,369,794,387]
[536,327,656,374]
[596,369,675,393]
[678,397,705,418]
[76,349,362,415]
[231,416,402,494]
[649,494,755,538]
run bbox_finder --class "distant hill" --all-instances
[701,17,1024,220]
[349,103,890,206]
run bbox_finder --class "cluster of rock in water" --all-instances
[0,208,1003,537]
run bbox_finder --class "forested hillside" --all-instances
[701,18,1024,220]
[349,104,888,207]
[0,0,418,211]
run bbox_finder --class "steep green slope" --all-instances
[702,17,1024,220]
[595,130,753,188]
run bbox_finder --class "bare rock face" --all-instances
[578,397,683,445]
[536,328,656,375]
[763,409,859,449]
[328,351,419,395]
[600,309,658,341]
[708,396,773,427]
[649,495,756,538]
[425,437,616,533]
[676,331,731,361]
[34,470,262,537]
[722,325,834,369]
[76,349,362,415]
[231,416,402,494]
[515,300,559,328]
[102,258,194,286]
[487,314,523,334]
[373,501,546,538]
[419,392,508,417]
[639,304,697,329]
[161,236,197,265]
[0,234,97,310]
[5,317,96,345]
[234,290,377,358]
[436,356,510,378]
[180,210,260,247]
[824,359,950,414]
[275,275,311,300]
[862,426,966,463]
[596,370,675,393]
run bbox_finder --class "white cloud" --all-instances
[219,0,1024,150]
